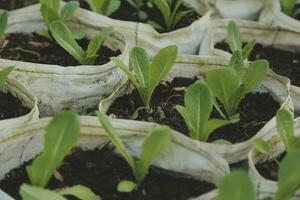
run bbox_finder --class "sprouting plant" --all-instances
[111,45,178,108]
[49,20,113,65]
[280,0,300,17]
[217,151,300,200]
[97,111,172,192]
[151,0,191,32]
[176,81,237,142]
[0,67,13,89]
[0,10,7,41]
[126,0,148,20]
[86,0,121,16]
[254,108,300,159]
[206,56,269,118]
[20,112,101,200]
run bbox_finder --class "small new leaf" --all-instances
[0,67,13,89]
[253,138,272,157]
[59,185,101,200]
[117,180,137,193]
[20,184,67,200]
[0,10,8,38]
[87,0,121,16]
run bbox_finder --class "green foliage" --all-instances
[0,67,13,89]
[280,0,300,17]
[0,10,7,38]
[253,138,272,157]
[206,59,269,118]
[49,20,113,65]
[152,0,191,32]
[111,45,177,108]
[97,111,172,191]
[86,0,121,16]
[176,81,236,141]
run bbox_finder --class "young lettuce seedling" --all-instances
[97,111,172,192]
[280,0,300,17]
[49,20,113,65]
[152,0,191,32]
[0,67,13,89]
[206,57,269,119]
[111,45,178,108]
[86,0,121,16]
[217,151,300,200]
[176,81,237,142]
[20,112,101,200]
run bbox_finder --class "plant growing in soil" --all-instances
[280,0,300,17]
[217,151,300,200]
[19,112,101,200]
[111,45,178,108]
[176,81,237,142]
[151,0,191,32]
[97,111,172,192]
[49,20,113,65]
[86,0,121,16]
[206,56,269,119]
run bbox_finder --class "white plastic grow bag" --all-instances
[200,18,300,113]
[0,78,38,131]
[10,1,211,57]
[99,55,292,164]
[0,116,230,199]
[3,7,129,116]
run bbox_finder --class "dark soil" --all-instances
[215,42,300,87]
[75,0,200,33]
[255,154,285,181]
[0,147,214,200]
[0,33,120,67]
[0,91,30,120]
[107,78,280,144]
[0,0,37,10]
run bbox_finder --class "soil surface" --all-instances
[255,154,285,181]
[0,91,30,120]
[0,147,215,200]
[107,78,280,144]
[0,0,37,10]
[0,33,120,67]
[75,0,200,33]
[215,42,300,87]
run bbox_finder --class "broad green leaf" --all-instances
[280,0,297,16]
[96,112,137,174]
[275,151,300,200]
[40,4,60,25]
[0,67,13,89]
[217,171,256,200]
[130,47,149,89]
[27,112,80,188]
[39,0,60,12]
[111,57,138,86]
[202,119,237,141]
[176,105,195,136]
[59,185,101,200]
[172,10,191,30]
[0,11,7,37]
[229,50,244,73]
[227,20,242,52]
[206,67,240,117]
[242,40,255,59]
[49,20,86,64]
[20,184,67,200]
[73,31,86,40]
[253,138,272,156]
[117,180,137,193]
[153,0,171,27]
[87,0,120,16]
[136,126,172,182]
[60,1,79,21]
[86,27,113,59]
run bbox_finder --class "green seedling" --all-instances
[20,112,101,200]
[217,151,300,200]
[86,0,121,16]
[111,45,178,108]
[0,67,13,89]
[151,0,192,32]
[176,81,237,142]
[281,0,300,17]
[0,10,7,44]
[49,20,113,65]
[97,111,172,192]
[206,57,269,118]
[126,0,148,20]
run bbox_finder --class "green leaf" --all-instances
[203,118,237,141]
[212,139,232,145]
[86,27,113,63]
[72,31,86,40]
[87,0,121,16]
[20,184,67,200]
[0,67,13,89]
[40,4,60,25]
[227,20,242,52]
[136,126,172,182]
[280,0,297,16]
[275,150,300,200]
[27,112,80,188]
[253,138,272,156]
[229,50,244,73]
[49,20,86,64]
[173,10,191,29]
[117,180,137,193]
[217,171,256,200]
[0,11,7,38]
[153,0,171,27]
[242,40,255,59]
[111,57,138,86]
[60,1,79,21]
[96,112,137,174]
[59,185,101,200]
[130,47,149,89]
[40,0,60,12]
